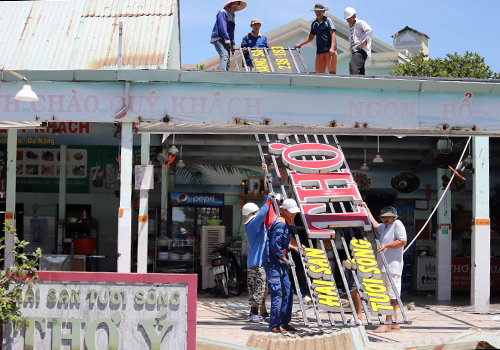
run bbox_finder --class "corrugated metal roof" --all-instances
[0,0,177,70]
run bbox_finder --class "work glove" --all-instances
[267,191,276,202]
[231,45,236,54]
[266,173,273,187]
[284,259,296,269]
[224,40,231,52]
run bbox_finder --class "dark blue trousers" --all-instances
[265,263,293,331]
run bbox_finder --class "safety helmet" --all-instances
[242,202,259,216]
[275,193,284,203]
[344,7,356,20]
[281,199,301,214]
[379,206,398,218]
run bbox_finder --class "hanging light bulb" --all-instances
[373,136,384,163]
[360,148,369,170]
[168,134,179,154]
[176,145,185,168]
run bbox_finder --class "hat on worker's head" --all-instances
[275,193,285,203]
[310,3,329,11]
[242,202,259,225]
[250,18,261,25]
[224,0,247,11]
[379,206,398,218]
[281,199,301,214]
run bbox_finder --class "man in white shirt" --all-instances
[344,7,372,75]
[363,204,407,333]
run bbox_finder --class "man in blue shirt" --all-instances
[242,164,272,322]
[210,0,247,71]
[241,18,269,69]
[294,3,337,74]
[263,198,300,333]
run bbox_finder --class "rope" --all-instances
[403,137,472,253]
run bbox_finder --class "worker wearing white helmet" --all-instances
[263,198,300,333]
[344,7,372,75]
[242,164,274,322]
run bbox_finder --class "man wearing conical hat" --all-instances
[210,1,247,71]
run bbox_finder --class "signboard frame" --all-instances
[3,271,197,350]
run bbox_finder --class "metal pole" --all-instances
[4,129,17,267]
[58,145,67,253]
[118,22,123,68]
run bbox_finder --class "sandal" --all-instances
[271,327,284,333]
[373,326,391,333]
[391,325,401,331]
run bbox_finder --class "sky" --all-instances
[180,0,500,73]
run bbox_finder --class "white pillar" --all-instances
[58,145,67,253]
[117,123,133,273]
[436,167,452,300]
[137,134,150,273]
[4,129,17,267]
[471,136,490,306]
[160,147,169,233]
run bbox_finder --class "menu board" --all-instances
[16,148,87,179]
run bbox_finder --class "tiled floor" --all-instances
[196,292,500,349]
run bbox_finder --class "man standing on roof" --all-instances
[263,198,301,333]
[241,18,269,69]
[210,1,247,71]
[362,203,407,333]
[344,7,372,75]
[294,3,337,74]
[241,164,272,322]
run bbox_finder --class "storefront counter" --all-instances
[414,256,500,291]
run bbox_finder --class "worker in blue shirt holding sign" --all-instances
[241,18,269,69]
[263,198,301,333]
[242,164,272,322]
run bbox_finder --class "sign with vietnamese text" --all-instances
[3,272,197,350]
[1,81,500,135]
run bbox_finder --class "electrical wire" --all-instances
[404,136,472,253]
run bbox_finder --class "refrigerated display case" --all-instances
[168,193,224,238]
[167,193,224,277]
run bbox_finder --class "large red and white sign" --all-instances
[269,142,371,238]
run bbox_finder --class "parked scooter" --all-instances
[211,237,242,298]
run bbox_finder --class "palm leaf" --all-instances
[174,165,263,192]
[202,165,262,177]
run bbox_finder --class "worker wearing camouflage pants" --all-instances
[242,185,273,322]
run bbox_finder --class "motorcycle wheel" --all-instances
[228,263,242,296]
[216,275,229,298]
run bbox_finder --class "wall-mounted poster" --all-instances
[16,148,87,179]
[0,146,120,194]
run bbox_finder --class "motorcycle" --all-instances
[211,238,243,298]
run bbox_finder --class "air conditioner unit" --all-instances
[201,226,225,266]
